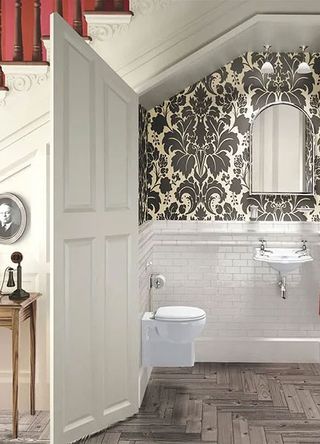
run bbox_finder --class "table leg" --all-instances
[30,301,37,415]
[12,311,19,439]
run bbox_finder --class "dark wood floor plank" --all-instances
[217,364,230,386]
[265,432,284,444]
[172,393,189,425]
[201,402,217,442]
[283,438,320,443]
[242,371,256,394]
[204,363,218,380]
[282,385,304,414]
[249,419,320,431]
[249,426,267,444]
[278,376,320,384]
[255,375,272,401]
[68,363,320,444]
[296,389,320,419]
[100,433,121,443]
[268,379,287,408]
[229,367,243,392]
[310,364,320,376]
[186,400,202,434]
[142,382,161,413]
[310,391,320,413]
[233,414,250,444]
[0,410,49,443]
[217,411,233,444]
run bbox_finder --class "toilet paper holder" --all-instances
[150,274,166,290]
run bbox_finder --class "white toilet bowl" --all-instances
[154,306,206,343]
[142,306,206,367]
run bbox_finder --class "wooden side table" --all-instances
[0,292,41,438]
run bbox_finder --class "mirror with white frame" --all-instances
[250,102,314,195]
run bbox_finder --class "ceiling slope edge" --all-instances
[137,14,320,110]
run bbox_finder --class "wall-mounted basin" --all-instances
[253,247,313,274]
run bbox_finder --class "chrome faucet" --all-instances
[259,239,273,255]
[260,239,266,252]
[295,240,308,255]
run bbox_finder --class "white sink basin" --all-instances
[253,247,313,274]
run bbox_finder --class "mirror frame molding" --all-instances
[249,101,315,196]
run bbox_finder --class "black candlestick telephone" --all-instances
[0,252,30,300]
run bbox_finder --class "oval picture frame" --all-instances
[0,193,27,244]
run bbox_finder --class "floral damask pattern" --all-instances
[139,105,149,224]
[143,52,320,221]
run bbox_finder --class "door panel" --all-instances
[63,34,95,212]
[105,88,129,210]
[64,239,95,429]
[104,235,129,407]
[51,13,139,444]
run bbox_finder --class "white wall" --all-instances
[0,79,50,410]
[139,220,320,363]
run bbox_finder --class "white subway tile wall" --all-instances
[139,221,320,340]
[138,221,153,316]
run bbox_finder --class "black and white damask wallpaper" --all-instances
[139,52,320,222]
[139,105,149,225]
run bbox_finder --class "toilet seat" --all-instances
[154,306,206,322]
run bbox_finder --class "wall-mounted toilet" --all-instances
[142,306,206,367]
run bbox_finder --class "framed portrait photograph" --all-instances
[0,193,27,244]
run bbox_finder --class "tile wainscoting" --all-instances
[139,221,320,363]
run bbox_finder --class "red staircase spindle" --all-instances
[13,0,23,61]
[94,0,105,11]
[114,0,124,11]
[0,0,2,62]
[0,0,4,87]
[56,0,63,16]
[73,0,83,36]
[32,0,42,61]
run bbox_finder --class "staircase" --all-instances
[0,0,133,103]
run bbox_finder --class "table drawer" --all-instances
[0,308,13,321]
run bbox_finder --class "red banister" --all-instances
[73,0,83,35]
[1,0,130,63]
[114,0,124,11]
[0,0,5,87]
[56,0,63,16]
[94,0,105,11]
[13,0,23,61]
[32,0,42,62]
[0,0,2,62]
[94,1,129,11]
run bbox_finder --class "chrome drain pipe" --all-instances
[278,274,287,299]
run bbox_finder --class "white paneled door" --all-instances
[50,13,139,444]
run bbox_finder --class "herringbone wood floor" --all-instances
[0,410,49,443]
[80,363,320,444]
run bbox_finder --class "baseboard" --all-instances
[138,365,152,406]
[0,370,30,383]
[195,337,320,363]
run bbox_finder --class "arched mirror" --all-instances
[250,102,314,195]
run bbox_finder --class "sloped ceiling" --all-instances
[88,0,320,109]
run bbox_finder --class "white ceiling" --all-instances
[138,14,320,109]
[87,0,320,109]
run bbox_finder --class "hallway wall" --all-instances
[0,115,50,410]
